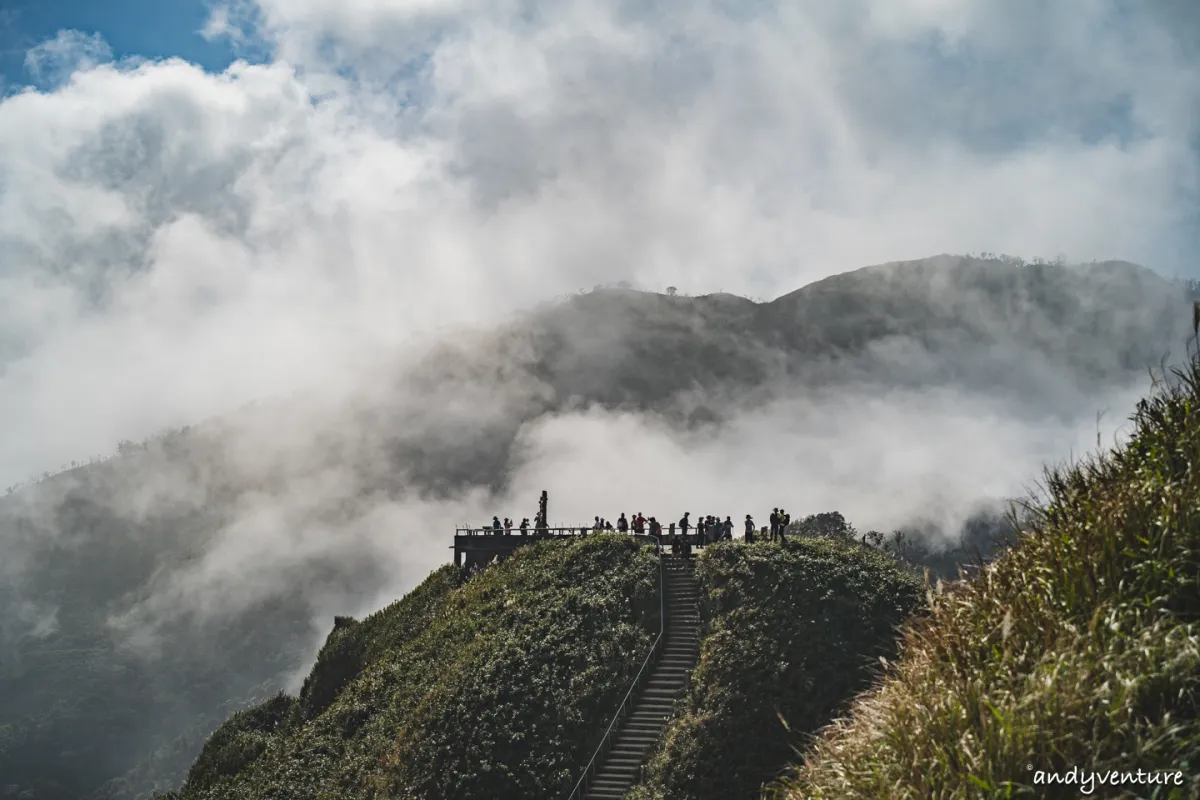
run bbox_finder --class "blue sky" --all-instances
[0,0,260,87]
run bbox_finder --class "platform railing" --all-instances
[565,535,662,800]
[455,526,608,536]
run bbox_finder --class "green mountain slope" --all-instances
[626,538,924,800]
[164,534,658,800]
[782,357,1200,799]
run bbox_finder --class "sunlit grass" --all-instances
[776,360,1200,799]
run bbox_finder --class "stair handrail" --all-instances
[565,535,663,800]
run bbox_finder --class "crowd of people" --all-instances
[477,506,797,550]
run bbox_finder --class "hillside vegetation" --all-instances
[782,359,1200,799]
[163,534,658,800]
[627,538,924,800]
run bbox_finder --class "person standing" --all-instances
[744,514,755,543]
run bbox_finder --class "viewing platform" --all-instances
[452,491,708,569]
[452,527,701,569]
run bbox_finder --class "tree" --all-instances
[666,286,677,296]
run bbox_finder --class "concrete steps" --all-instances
[582,555,701,800]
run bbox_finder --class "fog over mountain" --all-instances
[2,255,1197,798]
[1,0,1199,796]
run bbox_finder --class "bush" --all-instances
[183,693,295,793]
[628,537,923,800]
[177,534,659,800]
[291,618,367,724]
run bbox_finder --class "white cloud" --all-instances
[23,29,115,88]
[0,0,1198,641]
[0,2,1193,480]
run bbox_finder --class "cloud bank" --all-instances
[0,0,1197,677]
[0,0,1197,489]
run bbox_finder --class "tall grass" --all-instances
[779,360,1200,799]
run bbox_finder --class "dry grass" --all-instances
[775,360,1200,799]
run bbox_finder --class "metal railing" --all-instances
[455,526,607,536]
[565,536,663,800]
[454,526,663,536]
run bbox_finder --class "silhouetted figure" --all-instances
[770,508,780,541]
[723,516,733,540]
[593,516,602,532]
[744,515,755,543]
[492,516,502,533]
[617,513,629,532]
[605,518,614,530]
[778,509,790,543]
[633,512,646,534]
[519,518,529,536]
[649,517,661,537]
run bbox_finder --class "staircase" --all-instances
[583,555,701,800]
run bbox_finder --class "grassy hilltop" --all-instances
[167,531,928,800]
[163,534,657,800]
[781,359,1200,799]
[628,538,925,800]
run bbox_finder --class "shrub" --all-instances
[182,692,295,794]
[628,537,923,800]
[176,534,659,800]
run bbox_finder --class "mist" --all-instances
[1,0,1199,794]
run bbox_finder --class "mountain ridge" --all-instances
[0,253,1192,799]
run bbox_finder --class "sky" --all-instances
[0,0,250,87]
[0,0,1198,489]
